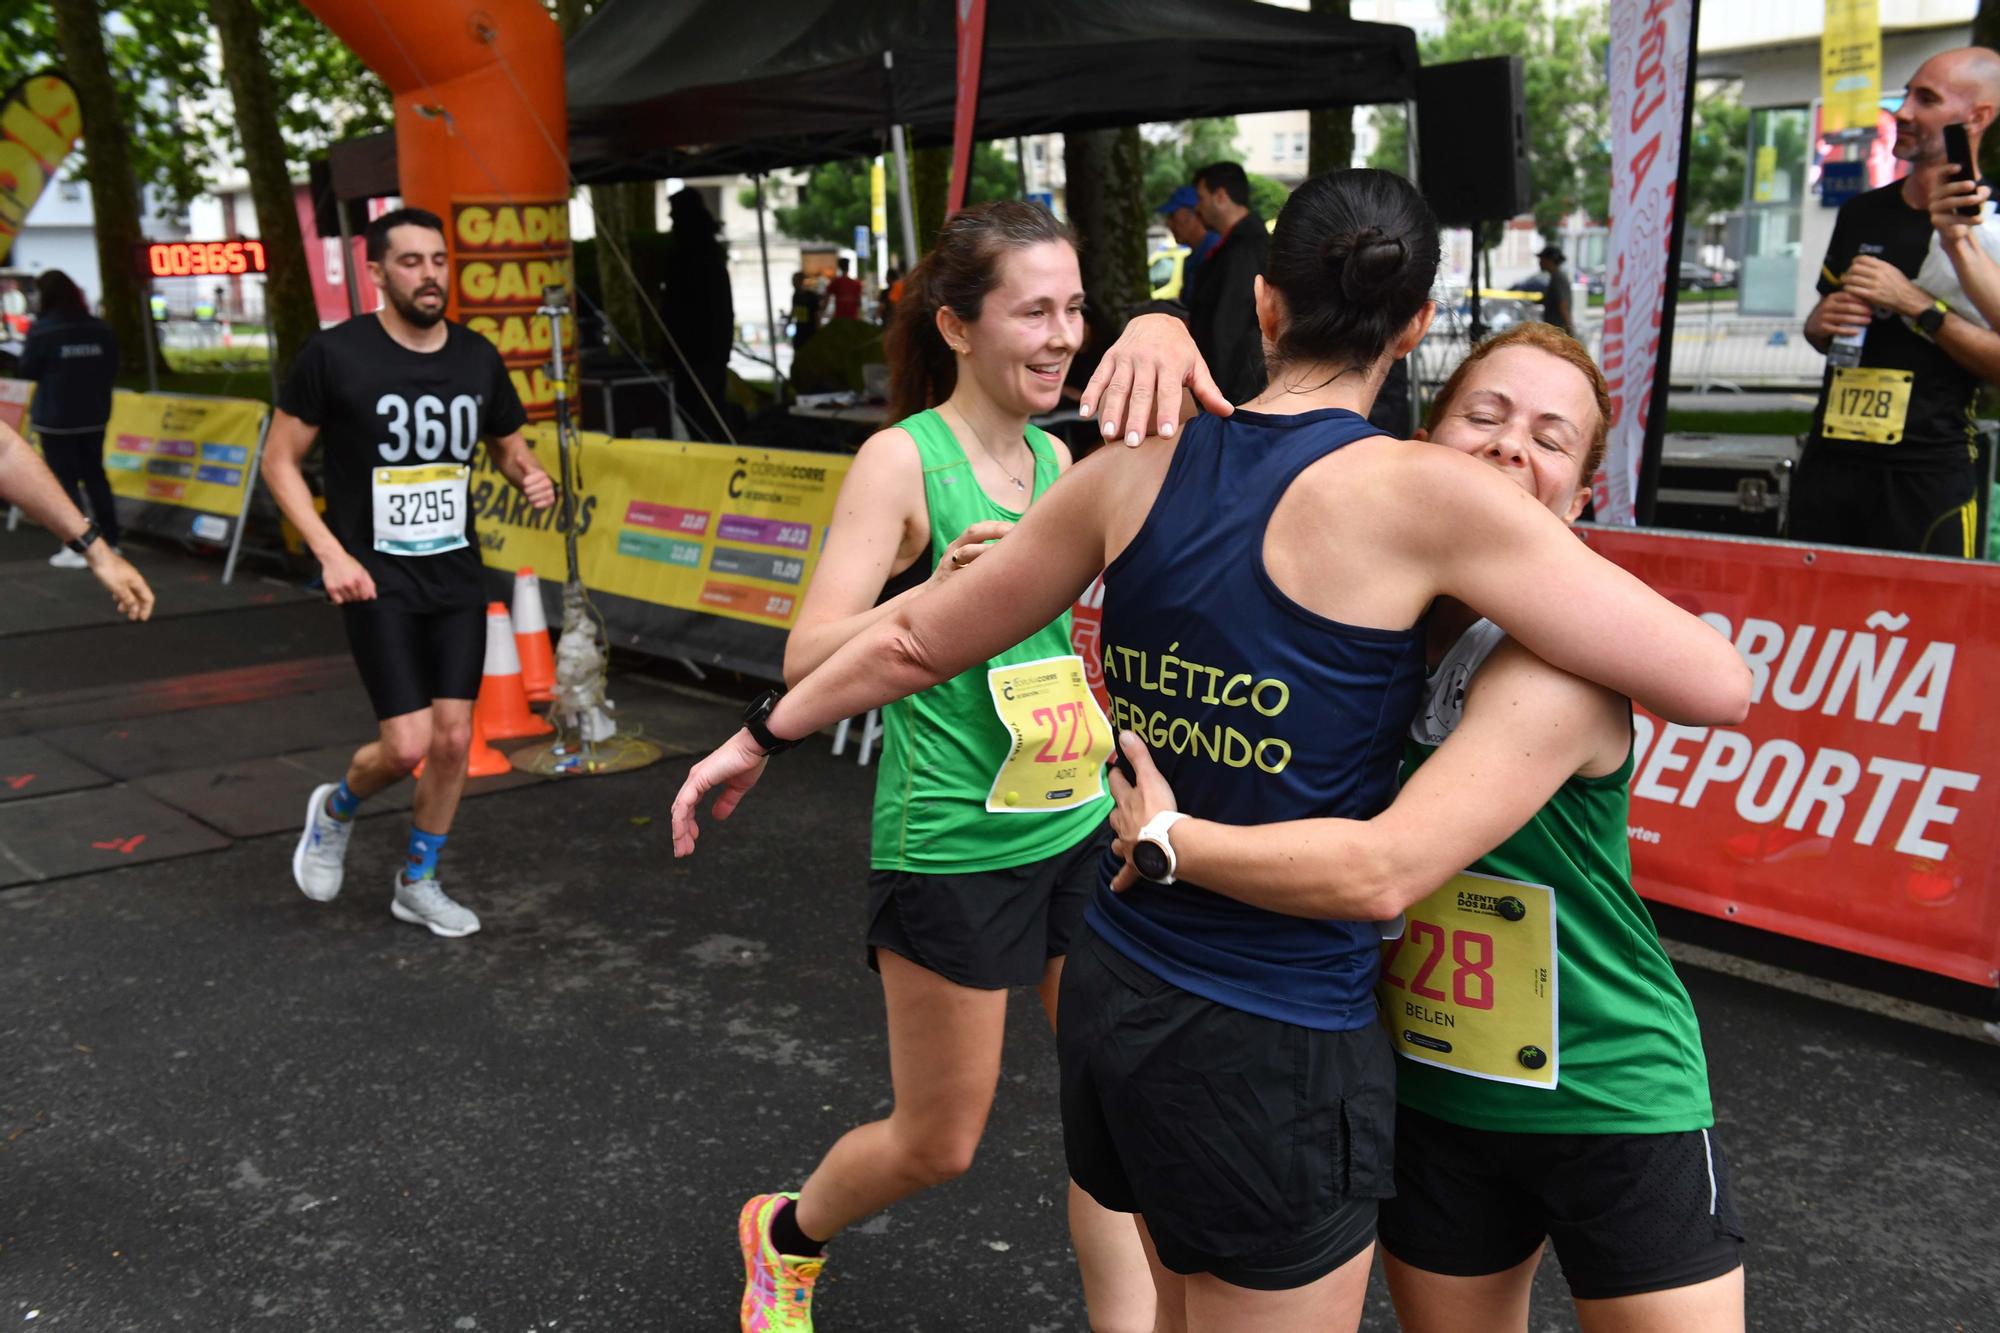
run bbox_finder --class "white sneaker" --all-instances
[291,782,354,902]
[391,872,481,938]
[48,548,87,569]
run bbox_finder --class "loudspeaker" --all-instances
[1415,56,1529,227]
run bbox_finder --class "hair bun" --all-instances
[1321,225,1408,302]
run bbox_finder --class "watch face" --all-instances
[1133,839,1171,882]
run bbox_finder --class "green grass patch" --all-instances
[1587,286,1736,309]
[118,368,274,404]
[1662,407,1811,436]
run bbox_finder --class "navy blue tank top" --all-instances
[1086,407,1427,1030]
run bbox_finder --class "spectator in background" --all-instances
[883,262,905,325]
[661,188,735,441]
[789,270,821,352]
[1795,46,2000,557]
[1537,245,1574,335]
[1156,184,1220,308]
[1188,160,1271,403]
[19,270,122,568]
[823,256,864,323]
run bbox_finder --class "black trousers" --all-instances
[40,428,121,547]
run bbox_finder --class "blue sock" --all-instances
[405,827,448,881]
[326,779,363,822]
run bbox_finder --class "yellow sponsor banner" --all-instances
[102,390,266,538]
[451,199,576,424]
[1821,0,1881,136]
[471,429,852,632]
[0,376,32,434]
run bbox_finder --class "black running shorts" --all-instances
[865,820,1110,990]
[340,601,486,721]
[1059,926,1397,1291]
[1379,1106,1745,1300]
[1787,449,1981,557]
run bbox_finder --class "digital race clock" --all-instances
[138,239,269,278]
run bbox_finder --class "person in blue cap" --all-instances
[1157,185,1220,307]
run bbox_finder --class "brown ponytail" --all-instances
[885,200,1077,423]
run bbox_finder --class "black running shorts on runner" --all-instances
[1379,1106,1745,1300]
[865,820,1110,990]
[1787,449,1981,557]
[340,601,486,721]
[1059,926,1397,1290]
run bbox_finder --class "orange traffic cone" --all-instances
[464,711,513,777]
[475,602,553,739]
[413,710,511,780]
[513,567,556,703]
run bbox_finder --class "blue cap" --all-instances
[1156,185,1199,215]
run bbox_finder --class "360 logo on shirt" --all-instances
[375,393,482,463]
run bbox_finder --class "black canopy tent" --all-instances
[564,0,1421,184]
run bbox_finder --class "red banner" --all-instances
[947,0,988,218]
[1580,527,2000,988]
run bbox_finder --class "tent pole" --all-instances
[1016,137,1030,199]
[891,123,920,267]
[754,172,785,404]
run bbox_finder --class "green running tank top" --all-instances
[869,409,1111,873]
[1394,620,1714,1134]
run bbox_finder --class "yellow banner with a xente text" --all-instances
[471,430,851,633]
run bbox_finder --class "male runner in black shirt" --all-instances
[1798,46,2000,556]
[262,208,556,937]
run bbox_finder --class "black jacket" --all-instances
[1185,210,1269,404]
[20,309,119,434]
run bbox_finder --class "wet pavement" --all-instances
[2,533,1996,1331]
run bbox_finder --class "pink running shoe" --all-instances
[738,1192,823,1331]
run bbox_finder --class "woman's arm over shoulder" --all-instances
[1392,446,1751,726]
[781,425,927,685]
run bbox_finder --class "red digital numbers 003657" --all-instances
[1382,920,1496,1010]
[1030,700,1095,764]
[145,240,268,278]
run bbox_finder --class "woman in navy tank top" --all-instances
[673,170,1752,1331]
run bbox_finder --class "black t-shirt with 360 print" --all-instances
[279,315,527,610]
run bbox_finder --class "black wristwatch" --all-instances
[741,688,803,756]
[65,520,101,556]
[1916,299,1948,339]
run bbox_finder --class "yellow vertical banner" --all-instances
[870,160,888,239]
[1821,0,1881,136]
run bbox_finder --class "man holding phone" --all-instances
[1796,46,2000,556]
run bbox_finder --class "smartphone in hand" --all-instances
[1944,122,1981,218]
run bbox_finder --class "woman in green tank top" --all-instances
[1101,325,1745,1332]
[728,202,1152,1332]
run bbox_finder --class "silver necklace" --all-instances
[951,407,1031,492]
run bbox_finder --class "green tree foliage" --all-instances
[1686,85,1749,226]
[1368,0,1610,239]
[0,0,389,213]
[1142,119,1241,206]
[760,143,1019,253]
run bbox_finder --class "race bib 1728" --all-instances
[1380,871,1558,1089]
[1822,366,1913,444]
[983,654,1113,814]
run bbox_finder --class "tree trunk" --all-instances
[913,144,952,253]
[1064,127,1148,326]
[1308,0,1355,178]
[208,0,319,386]
[48,0,151,373]
[555,0,656,359]
[591,181,656,360]
[1978,0,2000,184]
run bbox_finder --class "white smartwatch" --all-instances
[1131,810,1191,885]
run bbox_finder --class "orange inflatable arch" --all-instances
[304,0,573,420]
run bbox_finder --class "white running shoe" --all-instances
[391,873,481,938]
[291,782,354,902]
[48,548,88,569]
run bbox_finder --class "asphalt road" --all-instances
[2,539,1996,1332]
